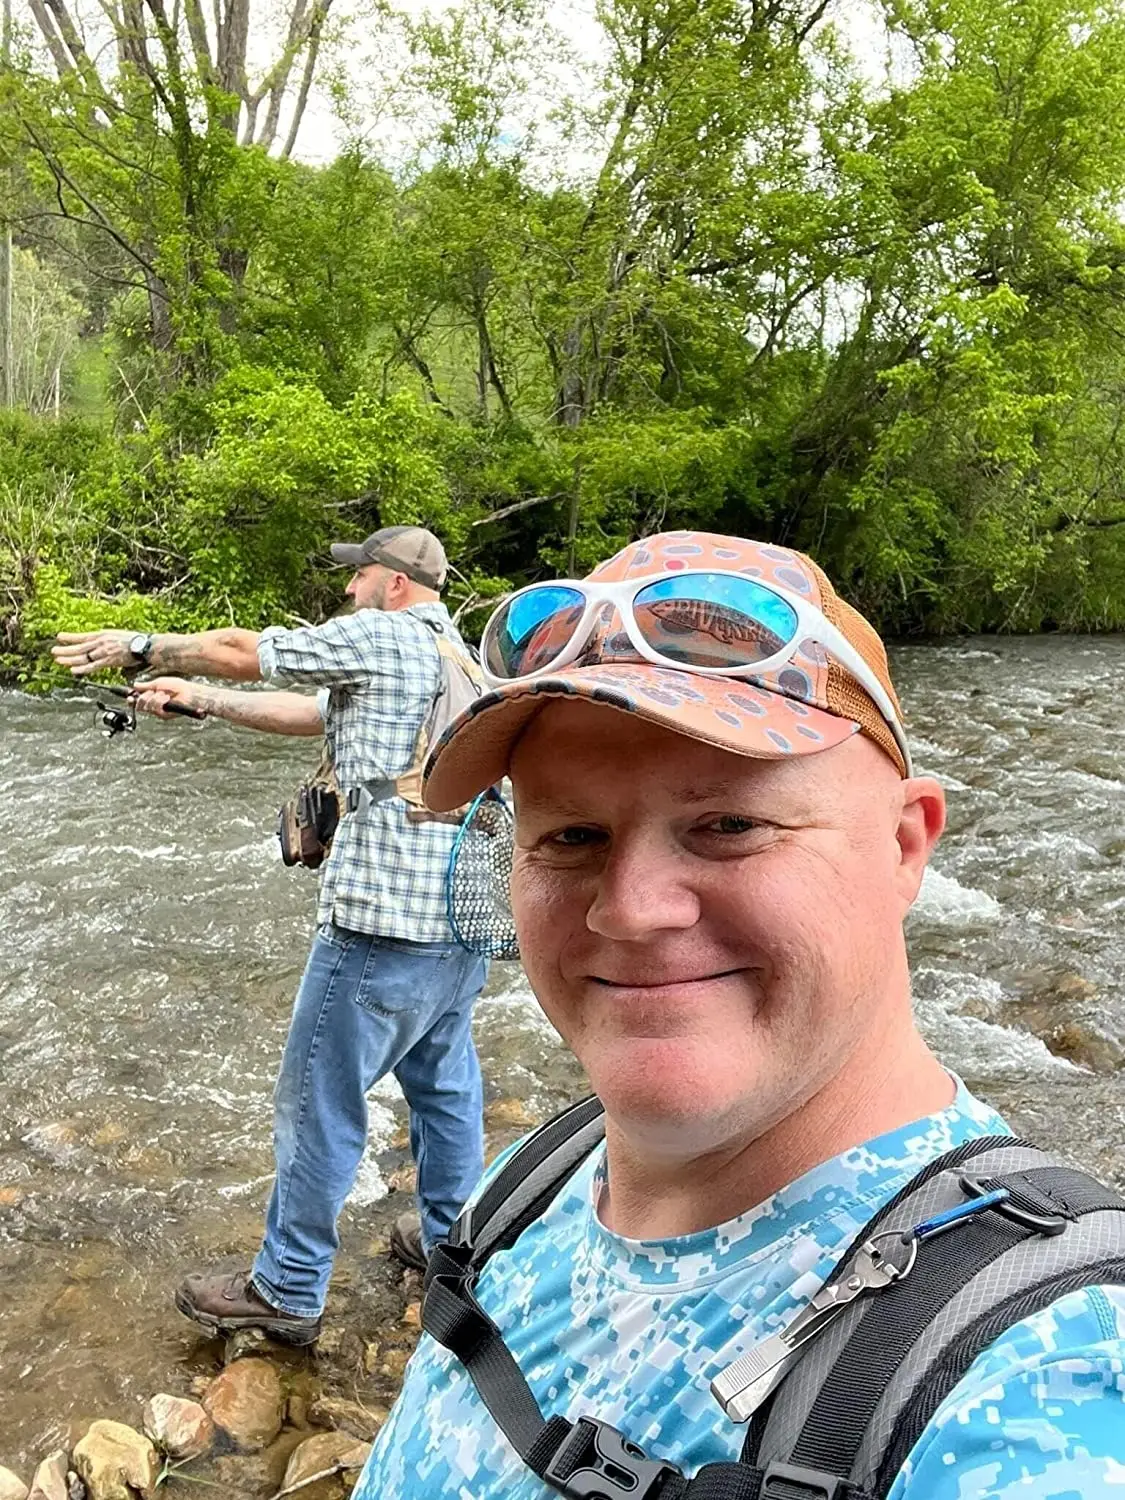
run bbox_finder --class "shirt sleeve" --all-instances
[258,612,405,689]
[892,1286,1125,1498]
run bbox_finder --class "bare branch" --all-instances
[25,0,76,77]
[470,494,559,527]
[10,218,149,294]
[392,321,454,415]
[279,5,325,158]
[182,0,216,86]
[255,0,335,151]
[41,0,97,74]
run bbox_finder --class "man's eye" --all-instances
[705,815,758,836]
[547,826,604,848]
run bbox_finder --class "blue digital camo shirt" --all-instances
[355,1079,1125,1498]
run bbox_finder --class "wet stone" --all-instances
[27,1450,68,1500]
[142,1393,215,1460]
[307,1395,388,1442]
[314,1327,364,1367]
[223,1328,272,1364]
[287,1393,310,1429]
[203,1357,284,1451]
[72,1420,159,1500]
[486,1096,539,1130]
[22,1122,80,1165]
[0,1466,29,1500]
[212,1428,308,1497]
[1051,972,1098,1003]
[281,1432,372,1500]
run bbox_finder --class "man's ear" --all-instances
[895,777,945,909]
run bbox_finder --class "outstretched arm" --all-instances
[53,628,263,681]
[133,678,324,736]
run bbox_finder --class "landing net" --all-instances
[446,789,520,960]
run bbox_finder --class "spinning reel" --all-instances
[85,682,204,740]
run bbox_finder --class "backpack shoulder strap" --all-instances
[746,1146,1125,1500]
[422,1124,1125,1500]
[452,1094,606,1265]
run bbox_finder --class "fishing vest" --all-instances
[422,1095,1125,1500]
[346,617,484,826]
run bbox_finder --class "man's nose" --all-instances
[586,838,700,940]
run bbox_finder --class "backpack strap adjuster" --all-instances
[959,1172,1067,1236]
[542,1417,684,1499]
[759,1461,858,1499]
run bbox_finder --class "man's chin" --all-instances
[587,1041,752,1140]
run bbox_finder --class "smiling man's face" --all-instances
[510,700,936,1161]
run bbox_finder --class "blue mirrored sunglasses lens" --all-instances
[484,586,587,677]
[633,573,798,668]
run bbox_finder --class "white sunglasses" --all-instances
[480,570,912,775]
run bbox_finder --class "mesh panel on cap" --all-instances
[803,556,907,776]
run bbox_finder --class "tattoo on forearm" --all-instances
[149,628,261,679]
[151,639,214,674]
[194,689,319,735]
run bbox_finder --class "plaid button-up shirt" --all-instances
[258,603,466,943]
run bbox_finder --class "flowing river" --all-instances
[1,635,1123,1467]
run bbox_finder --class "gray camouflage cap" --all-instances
[330,525,448,589]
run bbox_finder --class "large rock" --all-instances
[280,1433,372,1500]
[0,1466,28,1500]
[27,1451,68,1500]
[142,1394,215,1460]
[211,1429,309,1498]
[72,1421,159,1500]
[203,1358,284,1452]
[306,1395,388,1442]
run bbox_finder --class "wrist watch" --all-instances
[128,633,155,666]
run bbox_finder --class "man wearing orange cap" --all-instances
[355,532,1125,1500]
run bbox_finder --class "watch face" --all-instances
[129,633,151,659]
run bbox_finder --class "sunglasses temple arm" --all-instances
[809,618,914,777]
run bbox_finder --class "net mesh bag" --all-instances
[446,790,520,960]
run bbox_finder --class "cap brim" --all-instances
[329,542,367,567]
[423,663,861,812]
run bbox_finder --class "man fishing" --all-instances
[354,529,1125,1498]
[53,525,488,1343]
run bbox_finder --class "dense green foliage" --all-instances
[4,0,1125,684]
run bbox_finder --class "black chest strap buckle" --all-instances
[542,1417,684,1499]
[760,1461,861,1499]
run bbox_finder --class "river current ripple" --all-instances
[0,635,1122,1464]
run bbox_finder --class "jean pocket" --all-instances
[317,923,357,952]
[353,941,453,1016]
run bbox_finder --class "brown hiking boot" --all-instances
[390,1213,428,1271]
[174,1267,321,1347]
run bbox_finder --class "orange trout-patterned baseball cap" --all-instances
[423,532,907,812]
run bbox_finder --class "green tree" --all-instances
[3,0,341,387]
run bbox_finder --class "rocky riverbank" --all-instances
[0,1096,549,1498]
[0,1243,420,1500]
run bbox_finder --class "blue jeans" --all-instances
[252,923,488,1317]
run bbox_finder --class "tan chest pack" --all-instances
[346,626,484,826]
[278,622,484,869]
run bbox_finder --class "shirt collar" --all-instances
[584,1075,1011,1289]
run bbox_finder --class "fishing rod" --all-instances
[85,682,206,740]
